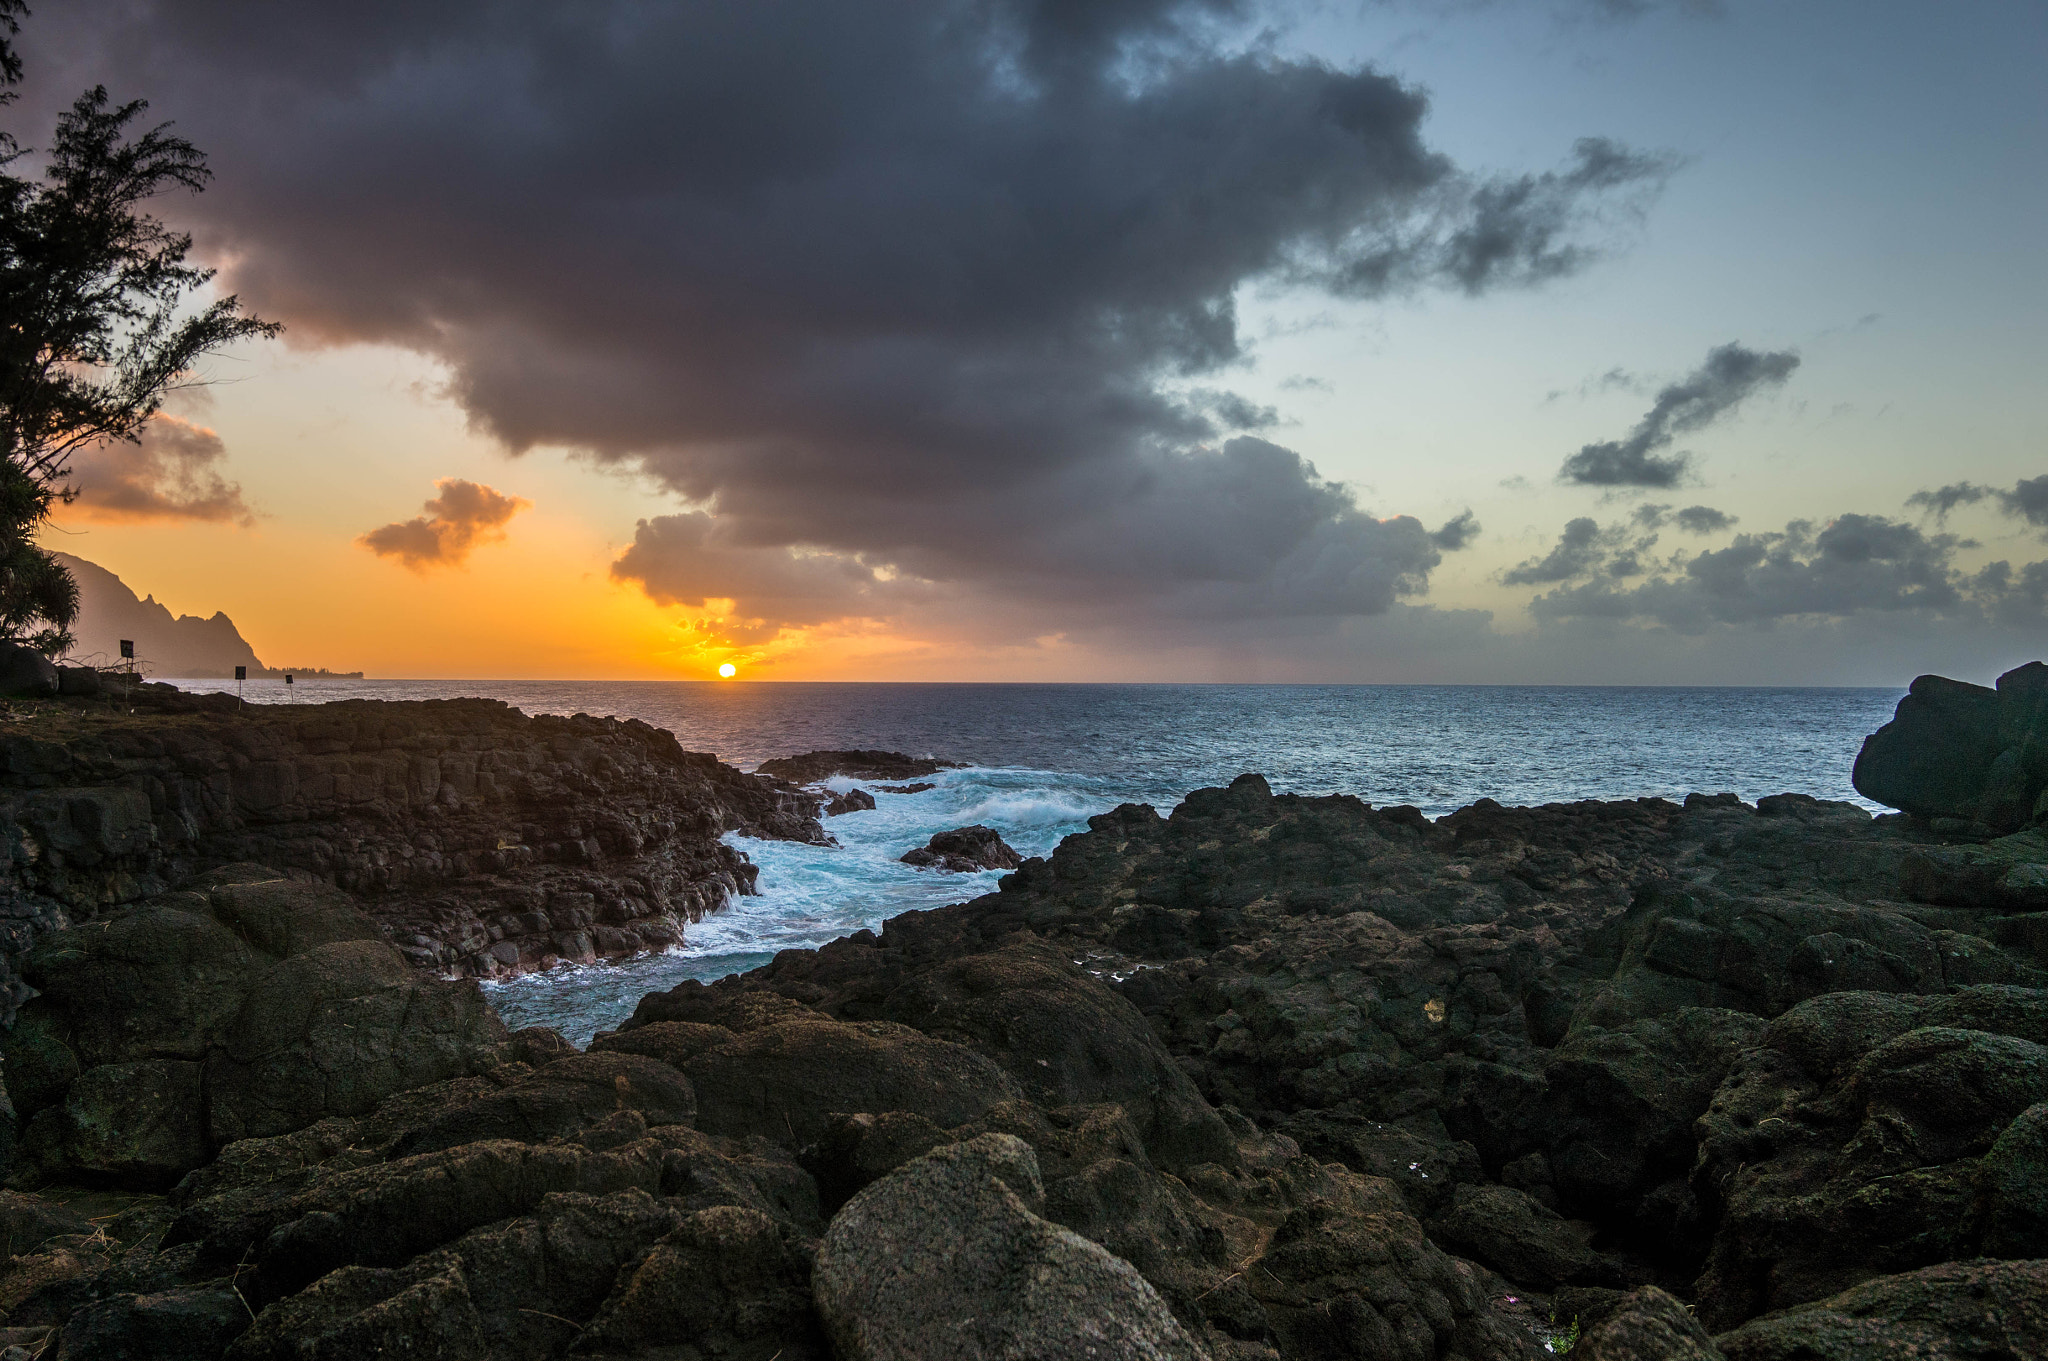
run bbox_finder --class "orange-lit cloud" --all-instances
[63,414,255,525]
[359,478,530,571]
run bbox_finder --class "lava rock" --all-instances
[813,1134,1209,1361]
[898,825,1022,873]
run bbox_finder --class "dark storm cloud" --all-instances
[17,0,1670,642]
[63,414,253,524]
[1558,341,1800,487]
[1527,513,1983,631]
[359,479,530,571]
[1430,510,1480,551]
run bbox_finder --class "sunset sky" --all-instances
[14,1,2048,683]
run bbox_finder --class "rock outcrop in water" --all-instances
[0,686,826,1014]
[2,672,2047,1357]
[898,824,1022,873]
[757,750,964,783]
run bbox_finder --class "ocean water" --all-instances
[173,679,1904,1042]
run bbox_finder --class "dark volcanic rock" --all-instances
[1854,663,2048,831]
[823,787,876,816]
[0,692,827,1006]
[0,675,2042,1359]
[898,824,1022,872]
[874,781,936,794]
[4,865,505,1190]
[757,749,963,783]
[1714,1257,2048,1361]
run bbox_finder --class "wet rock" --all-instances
[874,782,935,794]
[824,788,877,816]
[898,824,1022,873]
[758,750,963,783]
[814,1133,1209,1361]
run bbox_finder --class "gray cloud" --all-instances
[19,0,1670,643]
[1558,341,1800,487]
[63,414,254,524]
[1906,482,1989,520]
[1673,505,1736,534]
[1525,512,2000,631]
[1503,517,1606,584]
[1500,514,1662,585]
[1906,476,2048,532]
[2002,475,2048,528]
[359,479,530,571]
[1430,509,1480,551]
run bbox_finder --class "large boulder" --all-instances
[813,1134,1209,1361]
[0,643,58,698]
[1854,665,2048,831]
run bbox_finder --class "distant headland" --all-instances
[51,551,364,679]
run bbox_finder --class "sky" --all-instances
[11,0,2048,683]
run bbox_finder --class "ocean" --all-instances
[173,679,1904,1042]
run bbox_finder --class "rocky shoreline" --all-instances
[0,685,826,1015]
[0,675,2041,1357]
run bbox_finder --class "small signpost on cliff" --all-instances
[235,665,246,707]
[119,640,134,705]
[285,673,294,704]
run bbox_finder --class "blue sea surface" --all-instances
[173,679,1904,1042]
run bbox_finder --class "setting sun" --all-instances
[718,662,737,679]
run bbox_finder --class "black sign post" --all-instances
[285,673,294,704]
[235,664,246,707]
[118,640,134,705]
